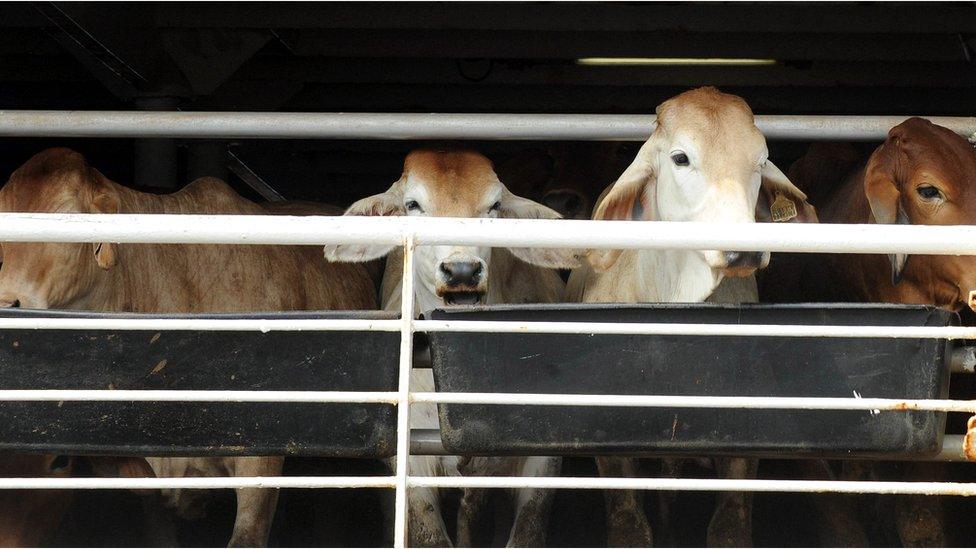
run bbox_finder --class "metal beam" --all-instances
[0,110,973,141]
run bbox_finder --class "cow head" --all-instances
[0,454,154,546]
[324,149,580,305]
[864,117,976,310]
[497,143,636,220]
[0,148,121,311]
[589,87,815,279]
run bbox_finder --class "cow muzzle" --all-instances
[0,296,20,308]
[437,260,487,305]
[721,251,767,278]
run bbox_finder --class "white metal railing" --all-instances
[0,112,974,548]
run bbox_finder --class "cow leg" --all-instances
[706,457,757,548]
[894,462,946,547]
[656,458,686,546]
[226,457,283,547]
[794,460,869,547]
[407,455,453,548]
[595,457,652,547]
[139,492,181,547]
[505,456,561,548]
[456,488,490,547]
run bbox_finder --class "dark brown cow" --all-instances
[760,117,976,547]
[496,142,637,220]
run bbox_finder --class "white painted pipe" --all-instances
[2,214,976,256]
[0,389,400,403]
[415,320,976,340]
[0,476,396,490]
[411,392,976,413]
[393,236,416,549]
[0,317,969,339]
[409,476,976,496]
[0,111,973,141]
[0,317,401,332]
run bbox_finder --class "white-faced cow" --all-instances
[325,149,581,547]
[567,87,816,547]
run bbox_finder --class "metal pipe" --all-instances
[3,215,976,257]
[0,111,973,141]
[0,316,971,339]
[0,476,396,490]
[411,392,976,413]
[0,389,399,404]
[406,431,974,462]
[393,235,416,549]
[409,476,976,496]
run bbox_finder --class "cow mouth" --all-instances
[442,291,485,306]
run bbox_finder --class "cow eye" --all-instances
[49,455,72,472]
[488,201,501,213]
[405,200,423,212]
[916,186,943,201]
[671,152,690,167]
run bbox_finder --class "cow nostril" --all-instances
[724,251,762,268]
[441,261,483,286]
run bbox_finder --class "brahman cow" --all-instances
[760,117,976,547]
[566,86,815,547]
[0,148,376,546]
[325,149,581,547]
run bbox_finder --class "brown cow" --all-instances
[759,117,976,547]
[496,142,637,220]
[0,148,376,546]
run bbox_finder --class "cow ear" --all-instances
[756,161,819,224]
[90,191,120,270]
[587,135,658,271]
[87,456,156,495]
[323,185,404,263]
[496,190,582,269]
[864,143,910,284]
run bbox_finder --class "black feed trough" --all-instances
[0,309,399,458]
[428,304,955,458]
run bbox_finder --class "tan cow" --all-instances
[567,87,815,547]
[0,148,376,546]
[325,149,580,547]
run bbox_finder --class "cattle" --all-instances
[496,142,638,220]
[0,148,377,547]
[760,117,976,547]
[324,148,581,547]
[566,86,816,547]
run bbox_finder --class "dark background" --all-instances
[0,2,974,204]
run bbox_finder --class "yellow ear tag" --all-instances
[770,192,798,222]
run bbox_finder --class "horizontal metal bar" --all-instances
[416,320,976,340]
[409,476,976,496]
[408,430,974,462]
[0,316,969,339]
[0,317,401,332]
[0,111,973,141]
[3,215,976,256]
[0,390,399,404]
[412,392,976,413]
[0,476,396,490]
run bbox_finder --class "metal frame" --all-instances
[0,111,974,548]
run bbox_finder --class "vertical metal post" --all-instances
[394,234,417,548]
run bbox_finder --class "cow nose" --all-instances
[542,190,586,219]
[439,261,483,287]
[0,298,20,308]
[724,251,763,269]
